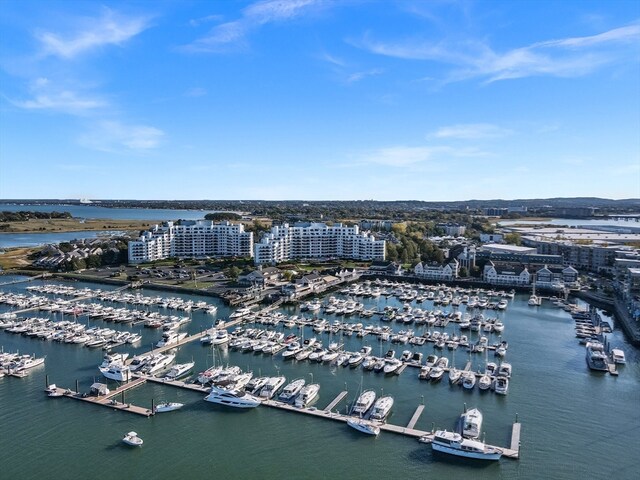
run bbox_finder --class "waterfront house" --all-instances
[483,261,531,286]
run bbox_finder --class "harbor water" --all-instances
[0,277,638,479]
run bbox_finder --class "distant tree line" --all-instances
[204,212,242,221]
[0,210,72,222]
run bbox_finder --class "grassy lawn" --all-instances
[0,247,39,270]
[0,218,158,233]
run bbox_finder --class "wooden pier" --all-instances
[324,391,348,412]
[406,404,425,430]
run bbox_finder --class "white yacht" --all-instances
[461,408,483,439]
[528,294,542,306]
[351,390,376,416]
[129,354,153,372]
[493,376,509,395]
[259,376,286,399]
[141,353,175,375]
[122,431,143,447]
[295,384,320,407]
[369,396,394,421]
[212,330,229,345]
[164,362,195,380]
[448,368,462,385]
[347,417,380,436]
[204,387,261,408]
[431,430,502,461]
[383,358,403,375]
[278,378,305,402]
[154,402,184,413]
[478,374,492,391]
[156,331,188,348]
[99,363,132,382]
[282,342,302,359]
[229,307,253,320]
[100,352,129,369]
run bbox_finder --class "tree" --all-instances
[282,270,295,281]
[459,266,468,277]
[504,232,522,246]
[204,212,242,221]
[224,266,241,281]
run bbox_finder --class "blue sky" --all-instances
[1,0,639,201]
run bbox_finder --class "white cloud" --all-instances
[36,8,150,59]
[10,79,108,114]
[356,23,640,83]
[358,145,487,167]
[79,121,164,152]
[183,0,323,52]
[430,123,512,140]
[347,68,384,83]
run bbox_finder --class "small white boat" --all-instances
[164,362,195,380]
[478,374,492,391]
[461,408,483,439]
[351,390,376,416]
[154,402,184,413]
[295,384,320,408]
[99,363,132,382]
[611,348,626,364]
[493,376,509,395]
[431,430,501,460]
[122,431,143,447]
[278,378,305,402]
[259,376,286,399]
[347,417,380,436]
[462,372,476,390]
[45,384,63,397]
[369,396,394,421]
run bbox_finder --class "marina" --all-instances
[0,275,638,479]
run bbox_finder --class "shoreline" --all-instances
[0,218,159,234]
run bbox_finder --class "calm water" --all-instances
[0,204,211,221]
[0,278,638,479]
[499,218,640,228]
[0,231,125,248]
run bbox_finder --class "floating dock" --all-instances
[324,391,348,412]
[52,377,153,417]
[406,404,425,430]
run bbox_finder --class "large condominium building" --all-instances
[128,220,253,263]
[254,222,385,265]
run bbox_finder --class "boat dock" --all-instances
[406,404,425,430]
[324,390,349,412]
[52,377,153,417]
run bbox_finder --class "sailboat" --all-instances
[528,275,542,306]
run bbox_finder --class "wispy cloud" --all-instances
[8,77,107,114]
[79,120,164,152]
[36,8,150,59]
[430,123,512,140]
[347,68,384,83]
[183,0,323,52]
[356,144,487,167]
[356,23,640,83]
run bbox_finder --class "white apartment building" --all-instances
[254,222,385,265]
[128,220,253,263]
[414,260,459,281]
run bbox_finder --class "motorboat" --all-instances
[369,396,394,421]
[100,352,129,368]
[154,402,184,413]
[497,362,512,378]
[461,408,483,439]
[383,358,403,375]
[99,363,132,382]
[122,431,143,447]
[448,368,462,385]
[611,348,626,364]
[528,294,542,306]
[278,378,305,402]
[212,330,229,345]
[141,353,175,375]
[204,387,261,408]
[129,354,152,372]
[294,384,320,407]
[478,374,492,391]
[348,351,365,368]
[418,366,431,380]
[245,376,269,395]
[493,376,509,395]
[347,417,380,436]
[164,362,195,380]
[462,372,476,390]
[229,307,253,320]
[156,331,187,348]
[259,376,286,399]
[45,384,63,397]
[282,342,302,359]
[351,390,376,416]
[430,430,501,461]
[585,342,608,371]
